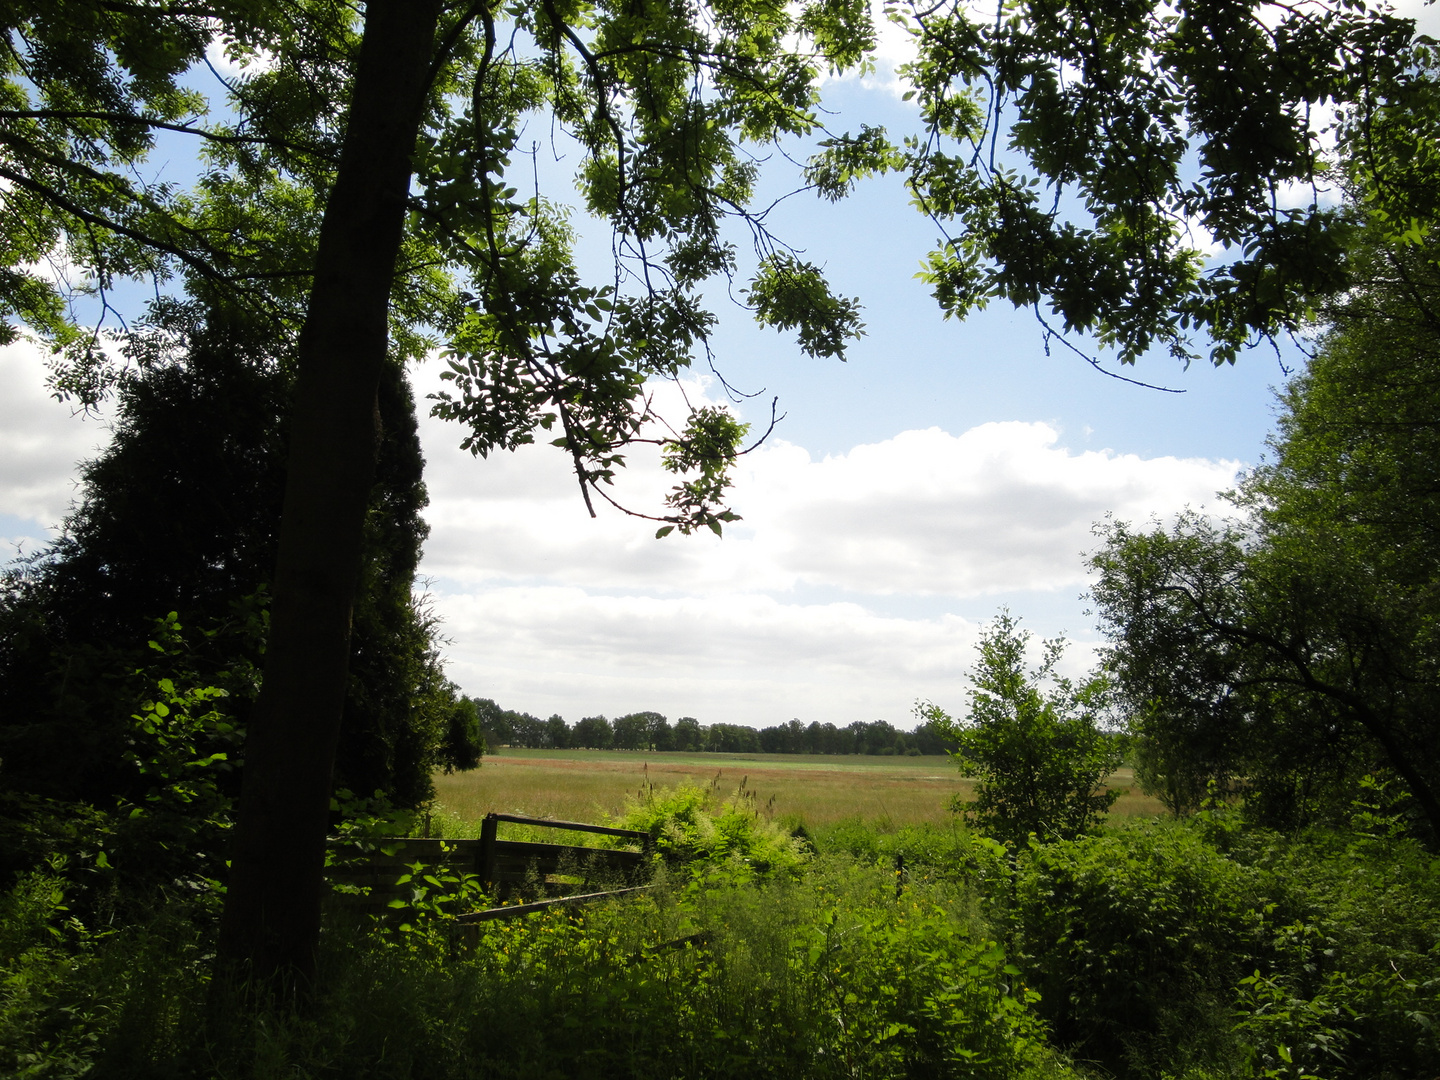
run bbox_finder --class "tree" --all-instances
[646,712,673,751]
[0,303,461,814]
[545,713,571,750]
[572,714,613,750]
[10,0,1440,988]
[611,712,649,750]
[439,694,484,773]
[882,0,1422,367]
[1092,230,1440,838]
[920,613,1121,845]
[673,716,703,753]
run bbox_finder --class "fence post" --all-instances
[480,813,498,888]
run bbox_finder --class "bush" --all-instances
[613,782,809,878]
[2,848,1080,1079]
[1010,823,1267,1076]
[920,613,1123,845]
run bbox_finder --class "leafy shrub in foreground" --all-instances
[614,781,809,877]
[1011,823,1266,1076]
[1009,811,1440,1080]
[2,852,1076,1079]
[1228,813,1440,1080]
[292,863,1068,1080]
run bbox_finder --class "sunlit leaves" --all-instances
[896,0,1424,365]
[659,406,749,536]
[746,253,864,359]
[805,124,903,202]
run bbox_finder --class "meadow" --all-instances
[432,748,1167,830]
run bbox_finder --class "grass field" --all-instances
[432,748,1167,832]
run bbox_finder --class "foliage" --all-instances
[815,818,1011,902]
[1001,807,1440,1080]
[921,613,1122,845]
[0,304,470,813]
[615,782,810,879]
[890,0,1429,366]
[1091,230,1440,839]
[13,0,1440,988]
[1011,822,1268,1077]
[4,800,1438,1080]
[3,846,1071,1080]
[438,695,485,773]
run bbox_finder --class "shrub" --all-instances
[920,613,1122,845]
[614,782,809,877]
[1011,823,1266,1077]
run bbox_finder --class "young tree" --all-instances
[920,613,1121,845]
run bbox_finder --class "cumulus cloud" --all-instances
[413,364,1239,602]
[0,338,110,532]
[411,362,1236,725]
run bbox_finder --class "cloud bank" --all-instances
[412,366,1241,727]
[0,339,110,550]
[0,340,1243,729]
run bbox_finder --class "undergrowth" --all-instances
[2,784,1437,1079]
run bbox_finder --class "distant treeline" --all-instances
[467,701,955,756]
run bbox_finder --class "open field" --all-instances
[432,748,1167,831]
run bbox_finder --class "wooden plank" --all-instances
[455,886,653,924]
[326,813,652,917]
[490,840,643,863]
[486,812,650,842]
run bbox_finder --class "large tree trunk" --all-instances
[217,0,442,991]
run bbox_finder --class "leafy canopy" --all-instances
[1091,228,1440,837]
[2,0,879,534]
[811,0,1427,366]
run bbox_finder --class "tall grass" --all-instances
[432,750,1165,830]
[1,854,1077,1079]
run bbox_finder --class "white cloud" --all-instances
[415,362,1239,600]
[427,583,991,727]
[0,337,110,533]
[411,362,1237,725]
[204,32,278,81]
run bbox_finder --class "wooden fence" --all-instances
[327,812,653,922]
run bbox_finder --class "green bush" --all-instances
[275,861,1069,1080]
[614,781,810,878]
[1011,823,1267,1076]
[1227,813,1440,1080]
[2,845,1081,1079]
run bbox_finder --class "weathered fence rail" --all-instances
[327,812,653,922]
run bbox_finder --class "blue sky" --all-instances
[4,3,1411,731]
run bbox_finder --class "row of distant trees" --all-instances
[466,702,954,757]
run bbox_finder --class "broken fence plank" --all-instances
[455,885,653,924]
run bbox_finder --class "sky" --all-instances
[7,3,1426,732]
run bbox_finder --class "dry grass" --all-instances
[431,750,1167,832]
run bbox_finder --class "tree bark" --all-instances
[217,0,443,991]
